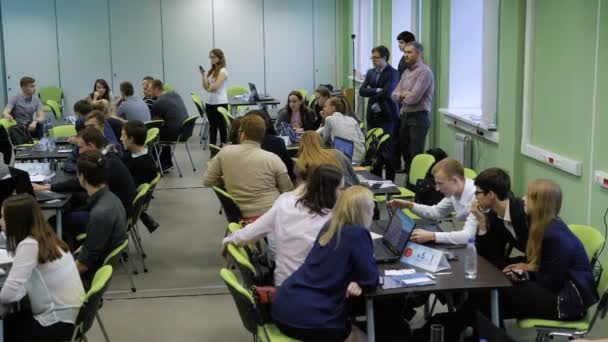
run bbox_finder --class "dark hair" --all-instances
[207,48,226,79]
[315,86,331,98]
[371,45,390,62]
[282,91,308,123]
[245,110,276,136]
[120,81,134,97]
[77,150,108,186]
[20,76,35,88]
[397,31,416,43]
[142,76,154,81]
[297,164,343,216]
[475,168,512,201]
[2,193,68,263]
[73,100,92,116]
[239,114,266,143]
[85,110,106,127]
[151,79,164,91]
[78,126,106,149]
[228,117,242,145]
[123,120,147,146]
[91,79,111,101]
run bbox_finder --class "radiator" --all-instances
[454,133,473,168]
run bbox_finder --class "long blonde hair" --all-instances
[319,186,373,247]
[526,179,562,268]
[296,131,343,181]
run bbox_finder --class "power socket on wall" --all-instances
[593,171,608,189]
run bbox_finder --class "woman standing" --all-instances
[0,194,85,341]
[276,91,317,132]
[201,48,229,146]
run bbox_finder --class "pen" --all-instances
[425,272,436,279]
[435,272,452,276]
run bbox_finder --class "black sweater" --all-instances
[123,152,158,186]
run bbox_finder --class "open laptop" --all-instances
[334,137,354,160]
[9,167,67,202]
[373,209,415,263]
[248,83,273,102]
[281,122,299,144]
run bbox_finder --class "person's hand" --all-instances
[410,228,435,243]
[504,267,528,283]
[400,91,410,99]
[32,183,51,192]
[470,200,488,235]
[3,113,13,121]
[388,199,414,210]
[503,262,533,273]
[28,121,37,130]
[93,91,100,100]
[346,282,362,297]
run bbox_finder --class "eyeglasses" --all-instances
[370,56,382,60]
[474,190,487,196]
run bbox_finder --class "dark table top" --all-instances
[228,95,280,106]
[38,169,76,210]
[355,170,402,196]
[14,145,74,161]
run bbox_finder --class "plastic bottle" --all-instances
[464,238,478,280]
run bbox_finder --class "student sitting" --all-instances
[74,151,128,289]
[87,78,113,109]
[142,76,157,112]
[317,96,365,164]
[64,100,93,172]
[309,86,331,129]
[389,158,478,245]
[84,110,123,156]
[204,114,293,221]
[222,164,342,285]
[296,131,358,187]
[470,168,529,269]
[2,76,46,139]
[114,81,151,122]
[275,90,317,132]
[271,186,378,342]
[0,194,85,341]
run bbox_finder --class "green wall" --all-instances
[339,0,608,243]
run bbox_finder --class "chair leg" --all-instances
[534,331,546,342]
[120,257,137,292]
[185,142,196,172]
[171,144,182,178]
[96,312,111,342]
[154,145,164,177]
[130,225,149,272]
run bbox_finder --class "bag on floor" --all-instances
[9,124,33,145]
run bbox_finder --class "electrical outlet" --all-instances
[594,171,608,189]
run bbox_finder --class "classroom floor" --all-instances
[82,133,606,341]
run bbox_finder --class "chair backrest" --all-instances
[227,85,249,97]
[217,107,234,130]
[408,154,436,186]
[587,261,608,331]
[178,115,198,142]
[149,172,161,190]
[365,128,385,149]
[212,186,242,223]
[144,120,165,131]
[464,168,477,180]
[51,124,76,138]
[73,265,114,339]
[296,89,308,100]
[227,244,258,287]
[130,183,150,227]
[39,86,63,104]
[46,99,63,120]
[146,127,160,146]
[227,222,242,234]
[568,224,606,263]
[191,92,206,118]
[209,144,222,159]
[103,239,128,267]
[220,268,260,336]
[0,118,16,132]
[308,94,317,107]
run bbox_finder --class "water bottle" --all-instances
[47,121,55,151]
[464,238,478,279]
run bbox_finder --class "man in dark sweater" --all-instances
[150,79,189,171]
[470,168,529,269]
[75,150,127,289]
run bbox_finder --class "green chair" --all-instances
[144,120,165,131]
[307,94,317,108]
[296,89,308,101]
[69,265,114,342]
[0,118,36,149]
[517,260,608,342]
[127,183,151,273]
[217,106,234,132]
[103,239,137,293]
[191,92,210,148]
[146,127,159,146]
[51,124,76,138]
[227,85,249,97]
[220,268,301,342]
[163,84,174,92]
[209,143,221,159]
[212,186,243,224]
[464,168,477,180]
[39,86,63,113]
[286,146,299,158]
[46,99,63,120]
[158,115,199,177]
[226,244,258,287]
[568,224,606,265]
[227,222,242,235]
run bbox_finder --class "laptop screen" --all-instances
[248,82,259,102]
[334,137,354,160]
[9,167,35,196]
[383,210,415,255]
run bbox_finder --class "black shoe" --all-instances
[141,212,160,233]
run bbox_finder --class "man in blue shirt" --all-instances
[3,76,46,138]
[115,81,151,122]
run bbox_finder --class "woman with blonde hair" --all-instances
[271,186,378,341]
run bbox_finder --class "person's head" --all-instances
[239,114,265,143]
[245,110,275,136]
[296,131,343,181]
[120,81,135,98]
[20,77,36,96]
[228,117,242,145]
[525,179,562,267]
[85,110,106,132]
[405,41,424,65]
[297,164,344,216]
[323,96,349,116]
[77,150,108,190]
[315,86,331,107]
[397,31,416,52]
[208,48,226,78]
[431,158,465,197]
[93,79,111,99]
[371,45,390,68]
[142,76,154,82]
[1,194,68,262]
[318,186,374,247]
[121,120,147,151]
[286,91,305,114]
[142,77,154,97]
[77,127,105,153]
[474,168,512,211]
[150,79,165,97]
[73,99,92,117]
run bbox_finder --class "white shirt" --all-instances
[222,189,333,286]
[0,237,85,326]
[207,68,228,105]
[498,199,516,240]
[411,178,479,244]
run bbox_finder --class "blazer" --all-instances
[275,106,317,132]
[359,65,399,128]
[261,134,296,181]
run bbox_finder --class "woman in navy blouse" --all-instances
[271,186,379,341]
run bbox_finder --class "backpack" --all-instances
[414,147,448,206]
[9,124,33,145]
[362,128,390,170]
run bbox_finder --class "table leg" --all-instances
[56,208,62,240]
[366,298,375,342]
[490,289,500,326]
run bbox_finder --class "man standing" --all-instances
[396,31,416,76]
[391,41,434,175]
[3,76,46,138]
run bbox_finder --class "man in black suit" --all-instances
[470,168,529,269]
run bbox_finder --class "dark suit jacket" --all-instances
[359,65,399,129]
[476,196,529,269]
[398,55,408,76]
[262,135,295,181]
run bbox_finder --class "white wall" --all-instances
[0,0,337,115]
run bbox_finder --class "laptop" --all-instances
[334,137,354,160]
[373,209,415,263]
[248,83,273,102]
[281,122,299,144]
[9,167,67,202]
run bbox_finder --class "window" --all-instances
[352,0,373,79]
[440,0,499,132]
[390,0,417,69]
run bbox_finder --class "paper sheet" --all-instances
[370,231,383,240]
[0,249,13,265]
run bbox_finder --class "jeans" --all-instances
[400,111,430,174]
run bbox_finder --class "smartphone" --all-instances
[199,65,205,73]
[371,183,382,189]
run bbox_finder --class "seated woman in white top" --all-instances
[317,96,366,164]
[222,164,344,286]
[0,194,85,341]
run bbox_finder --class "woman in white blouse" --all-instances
[222,164,344,286]
[0,194,85,341]
[201,48,229,146]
